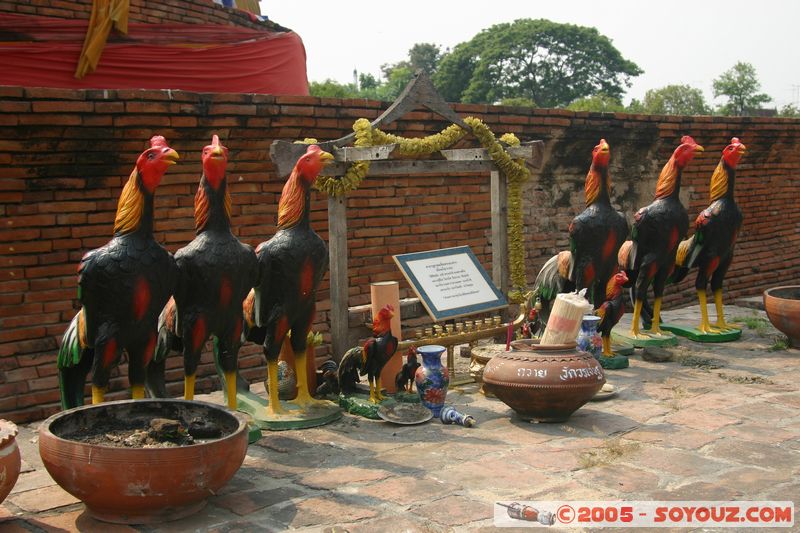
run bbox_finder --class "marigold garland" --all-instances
[299,117,531,302]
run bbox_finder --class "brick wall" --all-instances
[0,0,286,31]
[1,86,799,422]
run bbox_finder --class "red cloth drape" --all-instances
[0,14,309,95]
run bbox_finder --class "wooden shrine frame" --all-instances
[270,71,543,359]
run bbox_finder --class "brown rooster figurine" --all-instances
[244,144,334,415]
[58,136,179,408]
[145,135,259,409]
[596,271,629,358]
[338,305,399,403]
[619,136,703,339]
[675,137,746,333]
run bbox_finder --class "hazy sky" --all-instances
[260,0,799,109]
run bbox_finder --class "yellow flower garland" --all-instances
[301,118,530,302]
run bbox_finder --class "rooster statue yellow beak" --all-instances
[319,150,334,166]
[163,148,180,165]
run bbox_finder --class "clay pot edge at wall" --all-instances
[0,420,21,504]
[763,286,800,347]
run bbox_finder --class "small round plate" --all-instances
[590,383,617,402]
[377,403,433,425]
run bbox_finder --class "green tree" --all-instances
[377,43,442,101]
[778,103,800,118]
[376,65,415,101]
[636,85,710,115]
[309,79,359,98]
[712,62,771,116]
[408,43,442,75]
[649,85,708,115]
[500,97,537,108]
[626,98,645,113]
[433,19,642,107]
[358,73,379,91]
[566,94,625,113]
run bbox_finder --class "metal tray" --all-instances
[377,402,433,425]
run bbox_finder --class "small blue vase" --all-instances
[414,345,449,417]
[577,314,602,359]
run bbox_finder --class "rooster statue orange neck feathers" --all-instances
[585,138,611,207]
[605,270,628,300]
[710,137,746,201]
[195,134,232,233]
[372,304,394,336]
[113,135,179,236]
[654,135,704,200]
[277,145,335,229]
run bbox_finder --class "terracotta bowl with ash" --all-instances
[39,399,248,524]
[764,286,800,347]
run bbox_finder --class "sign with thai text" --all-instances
[393,246,507,321]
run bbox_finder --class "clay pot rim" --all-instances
[0,420,18,447]
[39,399,248,451]
[764,285,800,301]
[510,339,578,352]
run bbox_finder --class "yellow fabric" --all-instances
[235,0,261,14]
[75,0,130,79]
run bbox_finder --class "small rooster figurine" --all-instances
[569,139,629,308]
[338,305,399,403]
[145,135,258,409]
[619,136,704,338]
[395,347,421,393]
[675,137,746,333]
[244,144,334,415]
[58,136,179,408]
[595,271,629,356]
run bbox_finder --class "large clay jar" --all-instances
[764,286,800,347]
[482,340,605,422]
[39,399,248,524]
[0,420,21,503]
[415,345,449,417]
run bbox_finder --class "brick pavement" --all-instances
[1,305,797,531]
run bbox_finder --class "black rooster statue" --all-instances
[339,305,399,403]
[531,139,627,325]
[569,139,629,308]
[395,347,421,393]
[618,136,704,339]
[58,136,179,408]
[145,135,259,409]
[675,137,746,334]
[244,144,334,415]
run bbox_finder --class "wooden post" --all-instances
[490,170,509,296]
[328,195,348,362]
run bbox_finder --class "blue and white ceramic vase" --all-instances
[414,345,449,417]
[576,314,602,359]
[440,406,476,427]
